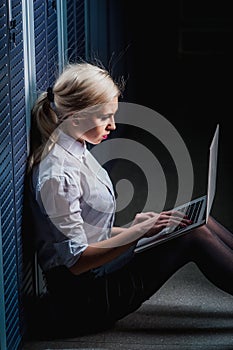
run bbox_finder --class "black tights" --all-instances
[188,217,233,295]
[134,216,233,302]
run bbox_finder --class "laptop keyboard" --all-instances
[172,197,206,232]
[182,199,204,221]
[135,195,207,252]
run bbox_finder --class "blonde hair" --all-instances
[27,62,122,171]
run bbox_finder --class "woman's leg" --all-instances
[43,223,233,336]
[111,222,233,320]
[185,224,233,295]
[207,215,233,249]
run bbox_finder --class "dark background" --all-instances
[88,0,232,230]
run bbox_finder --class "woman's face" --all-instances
[68,96,118,144]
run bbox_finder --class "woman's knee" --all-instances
[188,225,215,246]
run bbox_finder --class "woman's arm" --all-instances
[110,226,127,236]
[40,178,190,276]
[69,240,133,275]
[69,221,145,275]
[69,211,191,275]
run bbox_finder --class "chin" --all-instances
[87,139,101,145]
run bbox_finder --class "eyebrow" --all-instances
[97,113,114,118]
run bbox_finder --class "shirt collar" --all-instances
[57,130,87,161]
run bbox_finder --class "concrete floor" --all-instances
[22,262,233,350]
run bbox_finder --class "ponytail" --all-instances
[27,91,58,172]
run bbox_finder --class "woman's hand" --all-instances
[135,210,192,238]
[131,211,159,226]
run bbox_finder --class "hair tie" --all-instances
[47,87,54,103]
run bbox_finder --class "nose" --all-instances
[107,116,116,130]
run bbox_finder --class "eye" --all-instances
[99,114,111,121]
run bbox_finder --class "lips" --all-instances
[102,135,108,139]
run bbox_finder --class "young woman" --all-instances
[26,61,233,338]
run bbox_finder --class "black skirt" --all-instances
[39,236,190,338]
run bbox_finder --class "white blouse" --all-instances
[31,130,116,272]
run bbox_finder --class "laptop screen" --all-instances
[206,124,219,220]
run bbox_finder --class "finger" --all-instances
[170,210,189,219]
[167,218,192,227]
[141,211,158,217]
[169,214,192,223]
[157,217,188,227]
[158,212,184,222]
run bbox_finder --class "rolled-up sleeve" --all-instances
[38,174,88,266]
[53,239,87,268]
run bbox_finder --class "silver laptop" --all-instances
[134,124,219,253]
